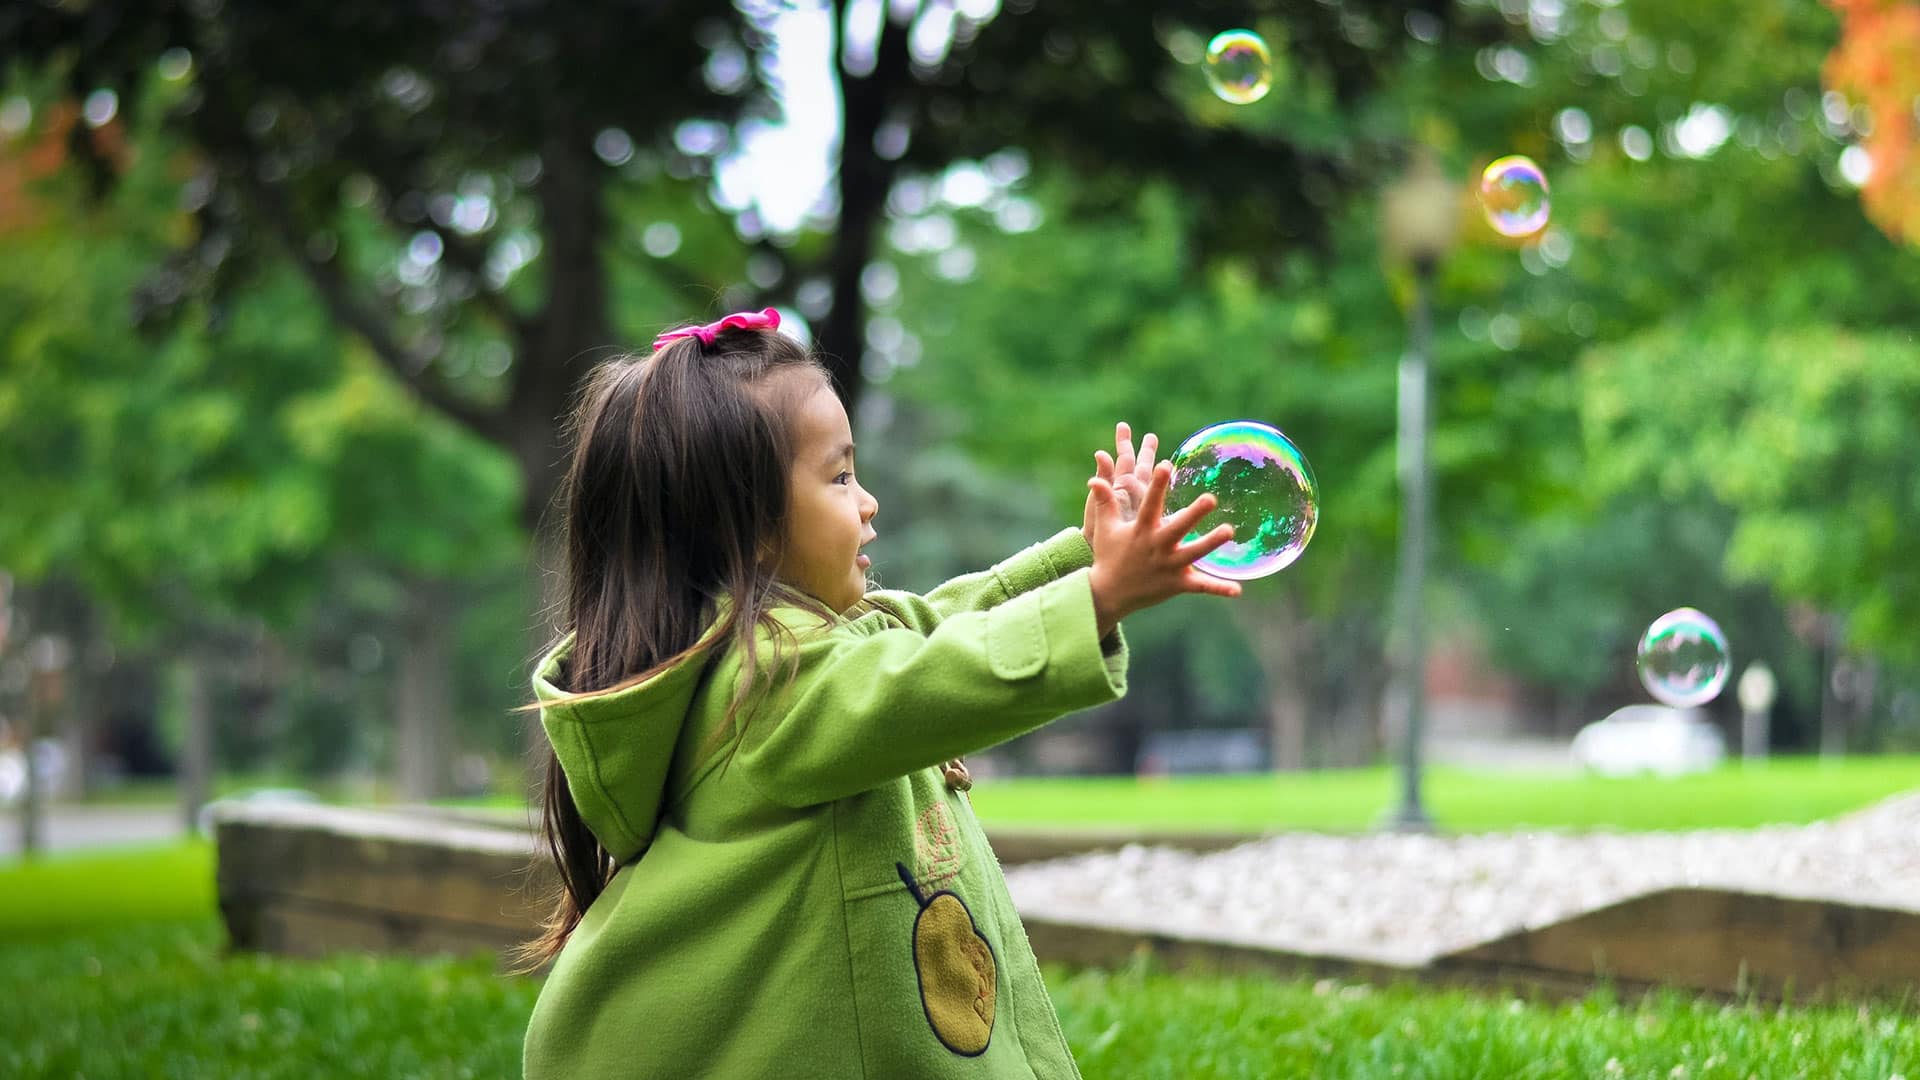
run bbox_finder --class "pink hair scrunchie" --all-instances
[651,307,781,352]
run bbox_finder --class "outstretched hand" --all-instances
[1083,422,1158,545]
[1085,459,1241,639]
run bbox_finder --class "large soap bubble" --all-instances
[1637,607,1731,708]
[1163,420,1319,580]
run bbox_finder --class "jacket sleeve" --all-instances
[731,567,1127,807]
[862,527,1094,634]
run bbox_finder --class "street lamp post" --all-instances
[1379,151,1458,832]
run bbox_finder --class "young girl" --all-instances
[519,308,1239,1079]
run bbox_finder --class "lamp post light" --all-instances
[1378,150,1460,832]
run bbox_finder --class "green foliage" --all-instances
[1585,326,1920,666]
[0,106,521,639]
[1421,0,1920,695]
[968,757,1920,832]
[7,0,1920,762]
[888,180,1405,619]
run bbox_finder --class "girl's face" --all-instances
[775,379,878,613]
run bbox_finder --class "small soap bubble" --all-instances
[1637,608,1731,708]
[1164,420,1319,580]
[1479,155,1551,238]
[1204,30,1273,105]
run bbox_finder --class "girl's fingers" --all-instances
[1138,460,1173,526]
[1086,475,1118,513]
[1183,569,1243,599]
[1114,421,1136,476]
[1174,522,1237,563]
[1138,432,1158,477]
[1164,491,1220,536]
[1094,450,1116,483]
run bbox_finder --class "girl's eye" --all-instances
[835,471,853,485]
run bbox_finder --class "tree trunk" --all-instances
[1326,657,1386,767]
[1818,620,1845,759]
[817,0,915,411]
[509,133,614,534]
[178,658,213,833]
[1237,596,1310,771]
[393,578,454,802]
[1265,687,1308,772]
[19,667,55,857]
[60,666,92,799]
[62,593,116,799]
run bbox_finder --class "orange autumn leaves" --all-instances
[1824,0,1920,246]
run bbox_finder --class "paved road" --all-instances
[0,803,187,860]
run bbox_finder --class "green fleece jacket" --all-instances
[522,527,1127,1080]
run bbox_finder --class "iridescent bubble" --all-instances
[1204,30,1272,105]
[1164,420,1319,580]
[1478,155,1551,238]
[1636,608,1731,708]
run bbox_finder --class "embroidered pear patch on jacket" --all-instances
[896,862,996,1055]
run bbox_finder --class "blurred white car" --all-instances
[1571,704,1726,776]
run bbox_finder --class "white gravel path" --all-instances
[1003,792,1920,967]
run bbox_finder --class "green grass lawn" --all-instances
[0,842,214,939]
[1,920,539,1078]
[8,844,1920,1077]
[10,764,1915,1075]
[966,756,1920,833]
[5,916,1914,1079]
[71,755,1920,835]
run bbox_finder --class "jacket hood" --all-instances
[532,632,718,864]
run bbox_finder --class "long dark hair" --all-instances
[512,324,831,972]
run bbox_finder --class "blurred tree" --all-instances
[881,180,1405,766]
[2,0,1470,784]
[1421,0,1920,743]
[875,0,1920,761]
[1583,326,1920,669]
[17,0,1918,776]
[0,96,521,801]
[0,0,1450,530]
[1822,0,1920,247]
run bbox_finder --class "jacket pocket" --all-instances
[844,864,1002,1074]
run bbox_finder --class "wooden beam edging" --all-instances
[1433,886,1920,1005]
[210,804,1920,1004]
[1024,888,1920,1006]
[1019,915,1430,987]
[1019,915,1750,1005]
[210,801,553,967]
